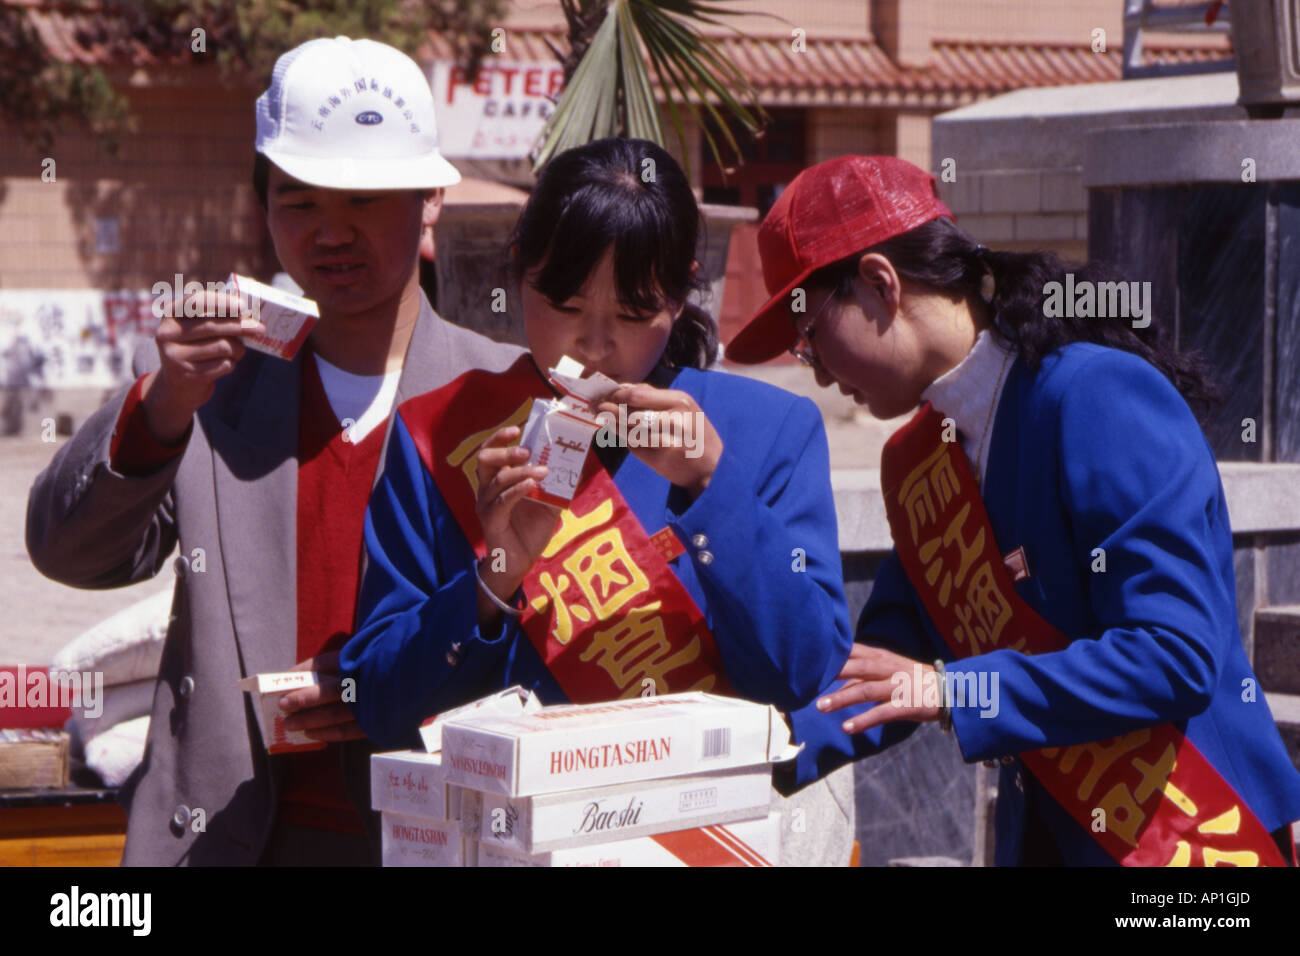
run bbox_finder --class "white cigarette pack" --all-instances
[237,671,325,754]
[226,273,318,360]
[520,356,620,508]
[439,692,800,797]
[370,750,463,820]
[380,812,464,867]
[464,764,773,854]
[417,685,543,754]
[473,810,782,867]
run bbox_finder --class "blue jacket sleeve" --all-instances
[341,414,516,750]
[782,550,934,789]
[947,351,1229,761]
[667,394,852,713]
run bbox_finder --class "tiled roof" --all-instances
[18,0,196,69]
[425,27,1232,110]
[21,4,1234,107]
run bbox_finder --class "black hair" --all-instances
[807,217,1221,412]
[508,137,718,369]
[253,152,270,208]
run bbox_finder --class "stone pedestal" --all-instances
[1085,119,1300,628]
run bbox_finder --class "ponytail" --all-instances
[809,218,1222,413]
[663,301,719,369]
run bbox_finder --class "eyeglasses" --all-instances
[788,288,840,367]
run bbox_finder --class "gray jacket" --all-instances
[26,294,522,865]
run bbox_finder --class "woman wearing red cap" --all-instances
[729,154,1300,867]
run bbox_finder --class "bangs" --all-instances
[527,183,687,314]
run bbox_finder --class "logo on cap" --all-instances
[355,111,384,125]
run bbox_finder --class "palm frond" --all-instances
[532,0,769,179]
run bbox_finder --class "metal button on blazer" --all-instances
[178,676,194,699]
[691,533,709,549]
[172,805,191,829]
[697,550,714,565]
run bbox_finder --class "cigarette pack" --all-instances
[520,356,620,508]
[370,750,463,820]
[417,685,543,753]
[380,812,464,867]
[237,671,325,755]
[226,273,318,360]
[439,692,800,797]
[472,810,782,867]
[464,764,772,854]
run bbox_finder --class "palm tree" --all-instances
[533,0,770,178]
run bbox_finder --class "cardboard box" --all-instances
[464,764,772,854]
[226,273,318,360]
[380,812,464,867]
[440,692,800,797]
[237,671,325,755]
[473,810,782,867]
[371,750,463,820]
[417,685,543,754]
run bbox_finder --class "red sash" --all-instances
[402,356,731,703]
[882,403,1286,867]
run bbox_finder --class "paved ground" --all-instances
[0,363,903,666]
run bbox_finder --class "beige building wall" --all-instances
[0,76,271,290]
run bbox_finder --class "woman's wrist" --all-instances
[475,557,525,615]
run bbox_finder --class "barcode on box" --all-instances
[701,727,730,759]
[677,786,720,812]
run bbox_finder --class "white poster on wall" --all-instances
[430,61,565,159]
[0,290,157,388]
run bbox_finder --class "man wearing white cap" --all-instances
[27,37,522,865]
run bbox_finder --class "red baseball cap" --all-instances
[725,155,953,365]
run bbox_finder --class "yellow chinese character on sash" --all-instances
[445,399,533,497]
[563,527,650,620]
[531,571,592,645]
[952,560,1012,653]
[918,502,984,607]
[1055,729,1151,803]
[579,602,708,697]
[897,444,946,544]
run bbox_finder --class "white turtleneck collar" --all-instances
[918,329,1016,490]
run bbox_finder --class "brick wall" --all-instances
[0,78,274,290]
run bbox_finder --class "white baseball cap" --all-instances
[255,36,461,190]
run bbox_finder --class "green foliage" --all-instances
[533,0,769,179]
[2,0,504,154]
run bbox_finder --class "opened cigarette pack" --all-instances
[226,273,318,360]
[417,685,542,754]
[237,671,325,755]
[380,811,465,867]
[463,764,773,854]
[520,356,620,508]
[472,809,782,867]
[370,750,463,820]
[439,692,800,797]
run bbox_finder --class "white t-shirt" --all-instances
[313,353,401,444]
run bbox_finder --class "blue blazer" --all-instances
[788,343,1300,865]
[342,363,853,750]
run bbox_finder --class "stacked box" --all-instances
[373,686,544,866]
[373,692,797,867]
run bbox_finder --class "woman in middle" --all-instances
[341,137,851,761]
